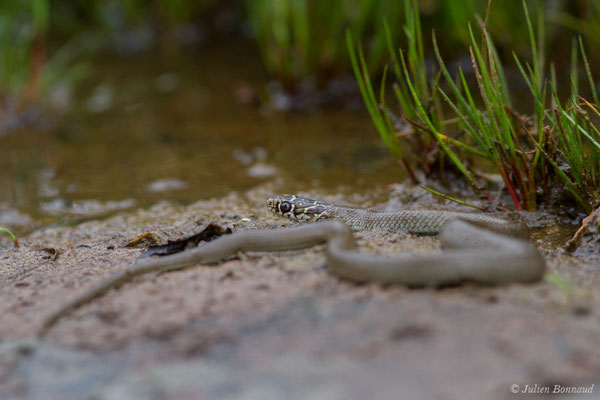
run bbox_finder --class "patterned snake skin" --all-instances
[267,194,525,236]
[264,193,544,286]
[37,193,545,336]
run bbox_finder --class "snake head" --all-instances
[267,194,329,222]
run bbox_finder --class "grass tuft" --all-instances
[349,0,600,214]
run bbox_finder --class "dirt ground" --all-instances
[1,183,599,400]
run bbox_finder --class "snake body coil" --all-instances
[267,194,526,236]
[38,194,545,336]
[266,194,544,285]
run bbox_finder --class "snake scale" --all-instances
[37,194,545,336]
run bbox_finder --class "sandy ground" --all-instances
[0,183,599,399]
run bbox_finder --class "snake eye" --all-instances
[279,201,292,213]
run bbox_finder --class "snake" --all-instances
[37,194,545,336]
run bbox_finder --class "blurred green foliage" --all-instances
[0,0,220,107]
[246,0,404,89]
[0,0,47,100]
[1,0,600,105]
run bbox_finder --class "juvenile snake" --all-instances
[37,194,545,336]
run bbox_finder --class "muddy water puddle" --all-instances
[0,40,401,236]
[0,39,584,253]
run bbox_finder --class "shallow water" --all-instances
[0,40,582,250]
[0,40,401,233]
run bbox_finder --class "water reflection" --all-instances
[0,40,400,232]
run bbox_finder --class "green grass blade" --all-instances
[578,36,599,105]
[346,30,404,158]
[0,227,18,246]
[420,185,486,211]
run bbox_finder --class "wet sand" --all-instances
[1,183,599,399]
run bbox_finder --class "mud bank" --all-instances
[1,183,599,399]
